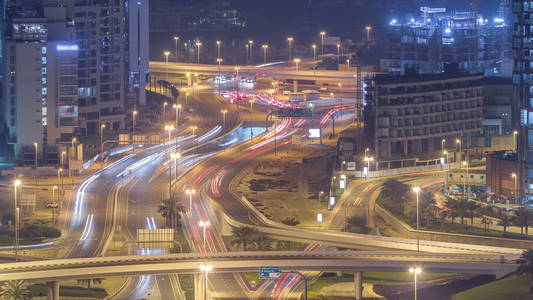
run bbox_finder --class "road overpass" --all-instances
[0,251,517,282]
[149,62,371,83]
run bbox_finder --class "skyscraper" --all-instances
[2,0,148,163]
[513,0,532,203]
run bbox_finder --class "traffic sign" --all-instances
[259,266,281,278]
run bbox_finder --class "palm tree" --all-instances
[481,216,492,234]
[515,208,530,236]
[77,278,103,291]
[517,249,533,295]
[467,201,480,228]
[230,226,258,251]
[345,216,369,234]
[0,280,31,300]
[281,217,300,226]
[157,199,186,228]
[253,233,274,250]
[499,213,514,235]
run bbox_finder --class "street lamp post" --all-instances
[365,26,372,41]
[60,151,66,169]
[262,44,269,64]
[198,220,210,251]
[441,139,446,154]
[287,37,294,60]
[186,189,196,212]
[185,92,190,106]
[69,137,77,178]
[196,41,202,64]
[463,161,469,200]
[33,142,38,169]
[320,31,326,55]
[248,40,254,63]
[100,124,106,164]
[173,36,180,62]
[249,99,255,139]
[336,43,340,67]
[294,58,301,72]
[216,40,221,58]
[57,168,63,191]
[164,51,170,81]
[514,130,519,150]
[13,180,21,261]
[221,109,228,128]
[199,264,212,300]
[456,138,462,162]
[412,186,421,252]
[174,104,181,127]
[165,124,174,144]
[312,44,317,61]
[409,267,422,300]
[163,101,168,124]
[190,125,197,137]
[132,110,138,144]
[245,44,249,65]
[512,173,518,203]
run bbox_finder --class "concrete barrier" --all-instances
[375,204,533,249]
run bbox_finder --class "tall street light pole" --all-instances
[248,40,254,63]
[198,220,210,251]
[245,44,249,65]
[221,109,227,128]
[69,137,77,178]
[365,26,372,41]
[174,104,181,127]
[33,142,38,170]
[412,186,421,252]
[164,51,170,81]
[456,138,462,162]
[249,99,255,139]
[199,264,212,300]
[287,37,293,60]
[163,102,168,125]
[173,36,180,62]
[216,40,221,59]
[262,44,268,64]
[100,124,106,164]
[294,58,301,72]
[196,42,202,64]
[312,44,317,61]
[336,43,340,67]
[409,267,422,300]
[13,180,21,261]
[132,110,138,144]
[512,173,518,203]
[186,189,196,212]
[320,31,326,55]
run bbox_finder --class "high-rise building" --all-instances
[382,6,512,76]
[2,0,148,163]
[513,0,533,203]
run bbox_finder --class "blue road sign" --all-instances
[259,266,281,278]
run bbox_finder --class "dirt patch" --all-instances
[236,145,334,226]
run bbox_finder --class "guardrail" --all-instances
[347,162,461,178]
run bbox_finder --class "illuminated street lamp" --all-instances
[514,130,519,150]
[248,40,254,62]
[320,31,326,55]
[13,180,21,261]
[196,41,202,64]
[132,110,138,143]
[336,43,340,66]
[294,58,301,72]
[262,44,269,64]
[33,142,38,169]
[165,124,174,143]
[412,186,421,252]
[455,138,462,161]
[164,50,170,80]
[186,189,196,211]
[363,156,374,172]
[185,92,190,105]
[69,137,77,178]
[100,124,106,164]
[216,40,221,58]
[199,264,213,300]
[57,168,63,191]
[463,160,469,200]
[249,99,255,139]
[441,138,446,154]
[221,109,228,128]
[512,173,518,203]
[365,26,372,41]
[198,220,210,250]
[190,125,198,137]
[163,101,168,123]
[409,267,422,300]
[174,104,182,127]
[287,37,294,59]
[312,44,317,61]
[173,36,180,62]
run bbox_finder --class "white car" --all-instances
[46,202,59,208]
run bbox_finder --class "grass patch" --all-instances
[244,272,261,285]
[178,274,194,300]
[364,272,458,285]
[29,284,108,298]
[451,275,530,300]
[308,272,354,299]
[173,229,192,253]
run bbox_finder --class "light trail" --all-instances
[79,214,94,241]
